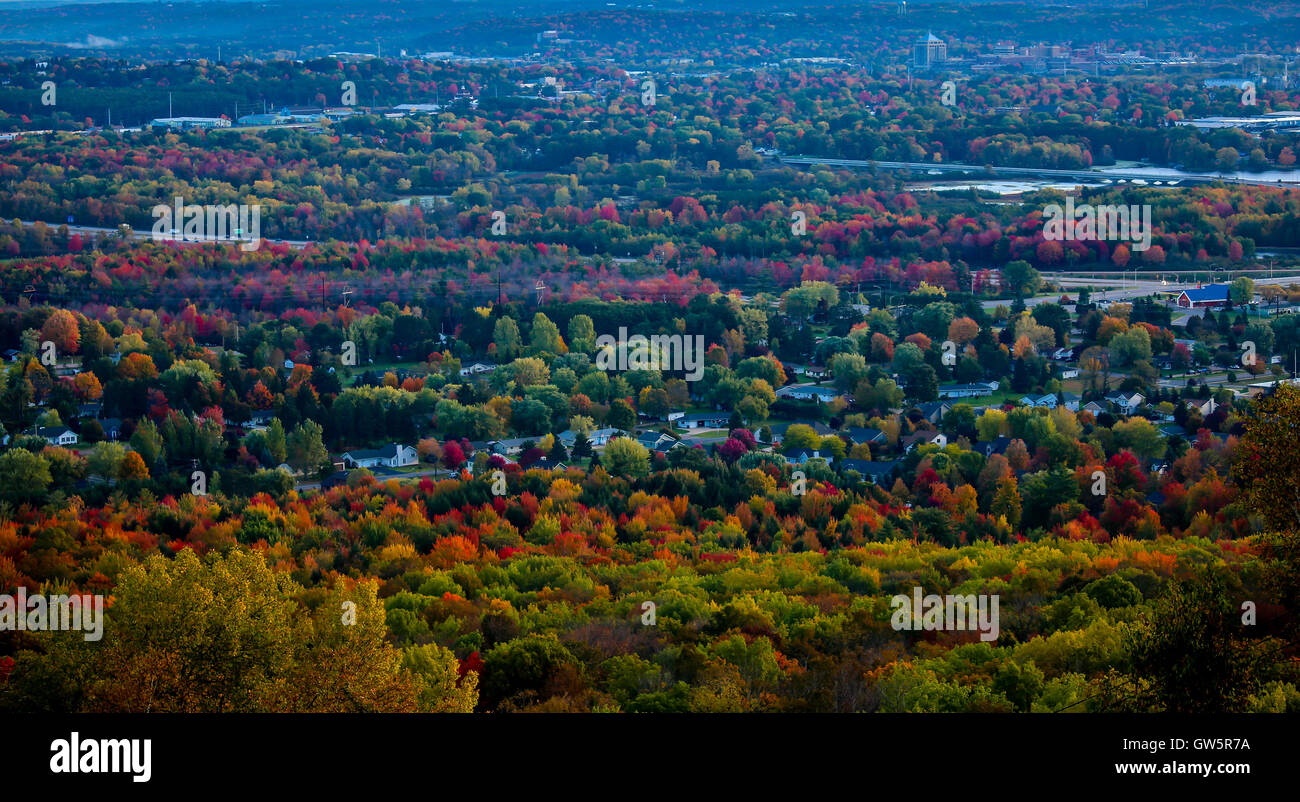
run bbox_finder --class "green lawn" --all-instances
[947,389,1023,408]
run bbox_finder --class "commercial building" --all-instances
[913,32,947,70]
[1174,284,1230,309]
[149,117,231,131]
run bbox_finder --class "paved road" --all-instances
[982,274,1300,310]
[780,156,1300,187]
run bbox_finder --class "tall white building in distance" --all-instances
[913,32,948,70]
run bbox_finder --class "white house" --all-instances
[1105,391,1146,415]
[488,437,532,455]
[676,412,731,430]
[558,428,623,448]
[459,362,497,377]
[341,444,418,469]
[901,431,947,452]
[1020,394,1057,409]
[775,384,843,402]
[938,381,999,399]
[38,426,79,447]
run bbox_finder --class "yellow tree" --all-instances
[1238,383,1300,531]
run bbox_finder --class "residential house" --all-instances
[1082,400,1107,416]
[1104,391,1146,415]
[915,401,951,424]
[98,417,124,441]
[557,427,623,448]
[321,471,351,490]
[1158,423,1188,438]
[1059,392,1081,412]
[635,431,680,452]
[784,448,830,465]
[901,431,947,452]
[1186,397,1218,416]
[488,437,533,456]
[1019,393,1058,410]
[972,436,1012,458]
[38,426,79,447]
[938,381,999,399]
[842,427,888,447]
[839,459,900,485]
[793,364,830,380]
[341,444,418,469]
[459,361,497,377]
[775,384,843,403]
[675,412,731,430]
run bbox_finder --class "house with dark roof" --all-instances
[1019,393,1058,410]
[488,437,533,455]
[840,459,900,484]
[635,431,680,452]
[341,443,418,469]
[321,471,351,490]
[38,426,79,447]
[98,417,124,441]
[784,447,830,465]
[675,412,731,430]
[915,401,951,423]
[972,436,1012,458]
[842,426,888,447]
[938,381,999,400]
[1104,391,1145,415]
[901,431,946,452]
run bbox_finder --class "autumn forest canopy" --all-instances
[0,0,1299,718]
